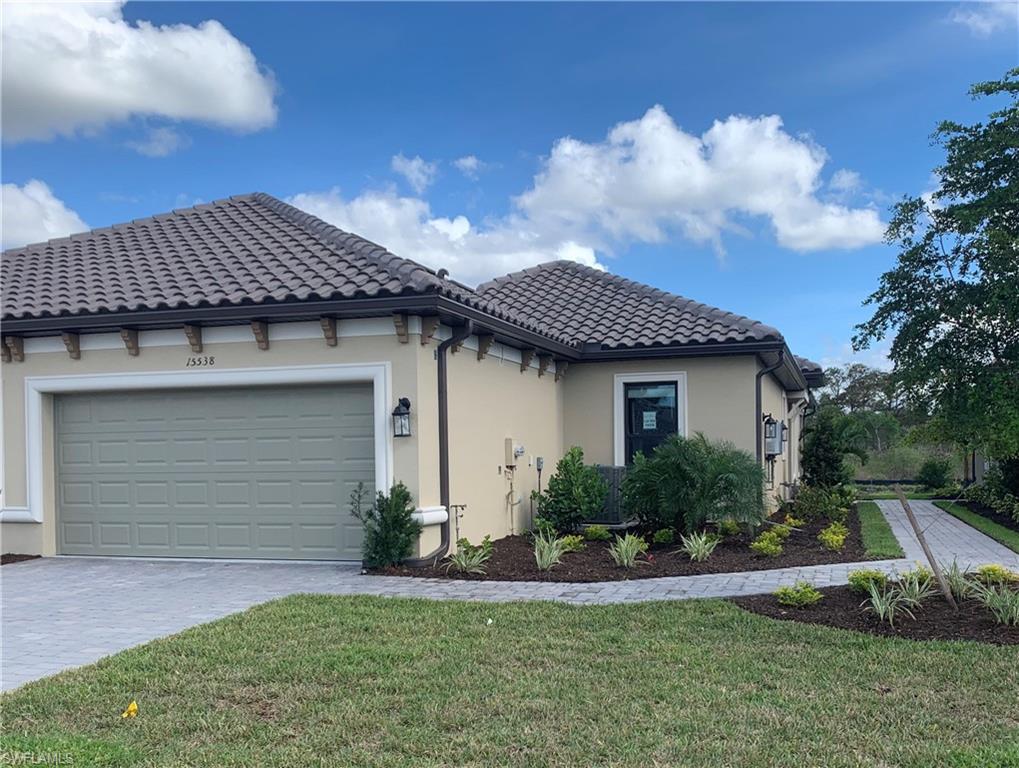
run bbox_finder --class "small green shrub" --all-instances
[941,559,975,600]
[349,482,422,568]
[862,583,915,627]
[608,534,648,569]
[771,523,792,540]
[774,581,823,608]
[917,458,952,491]
[971,583,1019,626]
[898,564,933,583]
[783,514,806,528]
[717,519,742,537]
[678,531,719,562]
[559,534,586,554]
[817,521,849,552]
[750,530,783,557]
[848,569,888,595]
[533,532,566,571]
[652,528,675,545]
[974,563,1019,585]
[795,485,845,522]
[583,524,612,542]
[445,536,493,575]
[532,447,608,534]
[895,569,936,607]
[532,516,557,538]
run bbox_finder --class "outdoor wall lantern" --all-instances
[392,397,412,437]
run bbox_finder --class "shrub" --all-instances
[774,581,823,608]
[445,536,493,575]
[783,514,806,528]
[941,559,975,600]
[559,534,586,554]
[608,533,648,569]
[533,532,567,571]
[583,524,612,542]
[795,485,847,522]
[750,530,783,557]
[652,528,675,545]
[848,569,888,595]
[862,583,916,627]
[898,564,933,583]
[895,569,936,607]
[678,531,719,562]
[771,523,792,540]
[717,519,742,537]
[532,447,608,533]
[621,434,766,533]
[971,583,1019,626]
[974,564,1019,585]
[349,482,422,568]
[801,406,867,488]
[532,516,557,538]
[917,458,952,491]
[817,521,849,552]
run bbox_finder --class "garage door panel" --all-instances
[56,384,374,560]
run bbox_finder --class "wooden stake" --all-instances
[895,485,957,611]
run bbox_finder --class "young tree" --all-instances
[801,406,868,488]
[854,69,1019,462]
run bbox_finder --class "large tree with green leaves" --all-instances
[854,69,1019,461]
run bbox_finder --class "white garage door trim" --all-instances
[11,362,393,524]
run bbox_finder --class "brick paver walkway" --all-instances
[3,499,1015,691]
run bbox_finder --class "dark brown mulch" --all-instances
[1,553,40,566]
[959,500,1019,536]
[733,585,1019,646]
[376,512,871,583]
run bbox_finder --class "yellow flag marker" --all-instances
[121,700,138,719]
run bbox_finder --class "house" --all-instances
[0,193,823,562]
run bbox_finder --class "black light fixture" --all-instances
[392,397,412,437]
[763,413,778,439]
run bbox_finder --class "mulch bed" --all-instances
[958,500,1019,536]
[1,553,40,566]
[733,585,1019,645]
[376,511,872,583]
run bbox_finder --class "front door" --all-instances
[624,381,679,464]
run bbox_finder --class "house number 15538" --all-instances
[185,356,215,367]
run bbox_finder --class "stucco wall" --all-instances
[433,336,563,547]
[0,320,423,555]
[562,355,758,464]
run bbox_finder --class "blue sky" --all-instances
[2,2,1017,366]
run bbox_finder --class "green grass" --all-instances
[936,501,1019,555]
[3,596,1018,767]
[857,501,906,559]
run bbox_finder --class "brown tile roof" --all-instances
[477,261,783,350]
[1,193,561,340]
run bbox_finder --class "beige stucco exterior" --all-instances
[1,318,803,558]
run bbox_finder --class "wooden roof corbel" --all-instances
[183,324,203,353]
[62,332,81,360]
[251,320,270,351]
[537,354,553,378]
[320,317,338,347]
[120,328,139,356]
[476,334,495,361]
[520,348,535,373]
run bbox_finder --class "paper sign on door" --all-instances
[642,411,657,430]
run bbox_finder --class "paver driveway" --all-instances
[2,499,1014,691]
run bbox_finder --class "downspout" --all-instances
[404,319,474,567]
[754,349,785,464]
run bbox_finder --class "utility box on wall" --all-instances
[504,437,524,468]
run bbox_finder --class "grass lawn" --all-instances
[857,501,906,559]
[936,501,1019,555]
[3,596,1018,767]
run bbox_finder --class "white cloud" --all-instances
[453,155,486,179]
[126,126,191,157]
[288,187,602,286]
[949,2,1018,36]
[2,181,88,249]
[820,338,893,372]
[515,106,885,254]
[391,154,438,194]
[1,1,277,143]
[829,169,862,194]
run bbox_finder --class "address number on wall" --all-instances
[185,356,216,367]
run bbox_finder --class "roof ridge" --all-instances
[247,193,444,293]
[479,259,778,336]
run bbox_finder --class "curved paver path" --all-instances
[3,500,1015,690]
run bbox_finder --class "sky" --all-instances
[2,1,1017,368]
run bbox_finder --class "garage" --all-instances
[55,383,375,560]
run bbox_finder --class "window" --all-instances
[613,372,687,466]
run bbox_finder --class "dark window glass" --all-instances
[624,381,678,465]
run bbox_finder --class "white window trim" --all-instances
[3,362,393,524]
[612,372,688,466]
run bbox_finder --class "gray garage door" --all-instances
[55,384,374,560]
